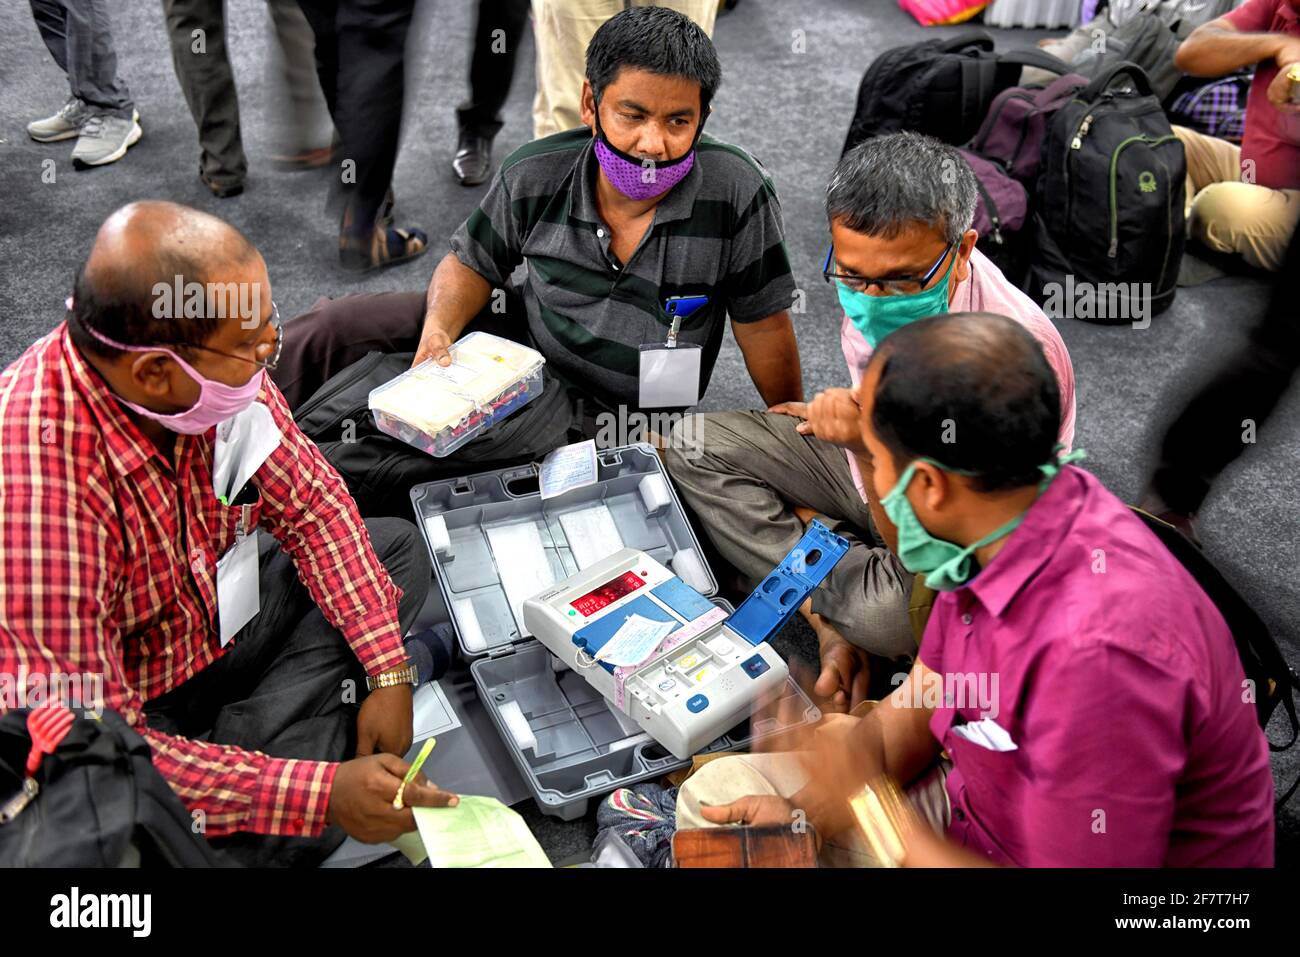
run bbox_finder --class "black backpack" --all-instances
[294,351,576,518]
[1132,509,1300,804]
[1072,11,1185,104]
[842,31,1071,154]
[1027,62,1186,323]
[0,709,227,866]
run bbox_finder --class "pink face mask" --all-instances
[79,321,265,435]
[593,105,703,201]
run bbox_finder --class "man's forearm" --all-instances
[871,695,943,789]
[423,252,494,340]
[1175,23,1288,76]
[798,702,939,840]
[733,312,803,406]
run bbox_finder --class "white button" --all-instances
[961,613,973,625]
[596,228,605,237]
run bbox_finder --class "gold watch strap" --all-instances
[366,662,417,691]
[848,777,912,868]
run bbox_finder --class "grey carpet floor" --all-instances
[2,0,1296,866]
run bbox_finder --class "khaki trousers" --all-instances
[1172,125,1300,272]
[530,0,718,139]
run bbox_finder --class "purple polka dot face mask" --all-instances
[593,108,701,202]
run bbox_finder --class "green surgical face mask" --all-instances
[837,253,957,349]
[880,447,1087,591]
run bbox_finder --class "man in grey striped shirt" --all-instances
[276,7,802,470]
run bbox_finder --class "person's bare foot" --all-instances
[800,601,871,713]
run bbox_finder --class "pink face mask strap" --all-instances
[76,315,207,382]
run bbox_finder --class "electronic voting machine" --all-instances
[523,521,848,759]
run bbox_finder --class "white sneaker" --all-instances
[27,96,92,143]
[71,112,143,167]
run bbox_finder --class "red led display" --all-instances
[571,571,644,617]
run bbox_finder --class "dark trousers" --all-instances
[296,0,415,237]
[29,0,134,117]
[456,0,530,139]
[161,0,247,187]
[143,517,431,867]
[1150,229,1300,515]
[161,0,326,186]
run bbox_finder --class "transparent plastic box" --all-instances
[368,331,545,458]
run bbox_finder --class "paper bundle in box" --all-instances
[369,331,545,457]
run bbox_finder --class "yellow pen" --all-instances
[393,737,436,810]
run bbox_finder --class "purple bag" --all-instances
[958,147,1030,283]
[969,70,1091,184]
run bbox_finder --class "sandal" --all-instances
[339,223,428,272]
[376,187,396,229]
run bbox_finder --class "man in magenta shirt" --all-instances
[681,312,1274,866]
[666,132,1076,712]
[1173,0,1300,270]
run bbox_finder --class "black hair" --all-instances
[868,312,1061,492]
[67,232,258,362]
[585,6,722,115]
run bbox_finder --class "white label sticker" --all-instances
[420,361,480,386]
[538,440,598,500]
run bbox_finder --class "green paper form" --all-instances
[413,796,552,868]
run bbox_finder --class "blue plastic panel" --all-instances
[726,520,850,646]
[650,577,716,622]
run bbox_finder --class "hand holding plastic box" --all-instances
[369,332,545,457]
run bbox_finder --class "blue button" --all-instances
[686,694,709,713]
[742,654,770,679]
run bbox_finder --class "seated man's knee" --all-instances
[1189,182,1278,251]
[675,755,784,829]
[663,412,710,475]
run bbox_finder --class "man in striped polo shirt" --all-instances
[274,7,802,503]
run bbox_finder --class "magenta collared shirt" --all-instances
[920,466,1274,867]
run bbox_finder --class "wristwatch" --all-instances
[366,661,419,692]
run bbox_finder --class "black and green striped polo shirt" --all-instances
[448,127,796,411]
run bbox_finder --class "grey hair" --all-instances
[825,132,977,245]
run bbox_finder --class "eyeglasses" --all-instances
[822,243,954,297]
[183,302,283,372]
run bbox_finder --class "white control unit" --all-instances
[524,548,788,760]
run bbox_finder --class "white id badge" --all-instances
[216,511,261,646]
[638,343,702,408]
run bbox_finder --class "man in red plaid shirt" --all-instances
[0,201,457,866]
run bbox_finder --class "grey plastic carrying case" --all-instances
[410,443,820,819]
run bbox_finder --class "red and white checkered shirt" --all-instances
[0,324,408,837]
